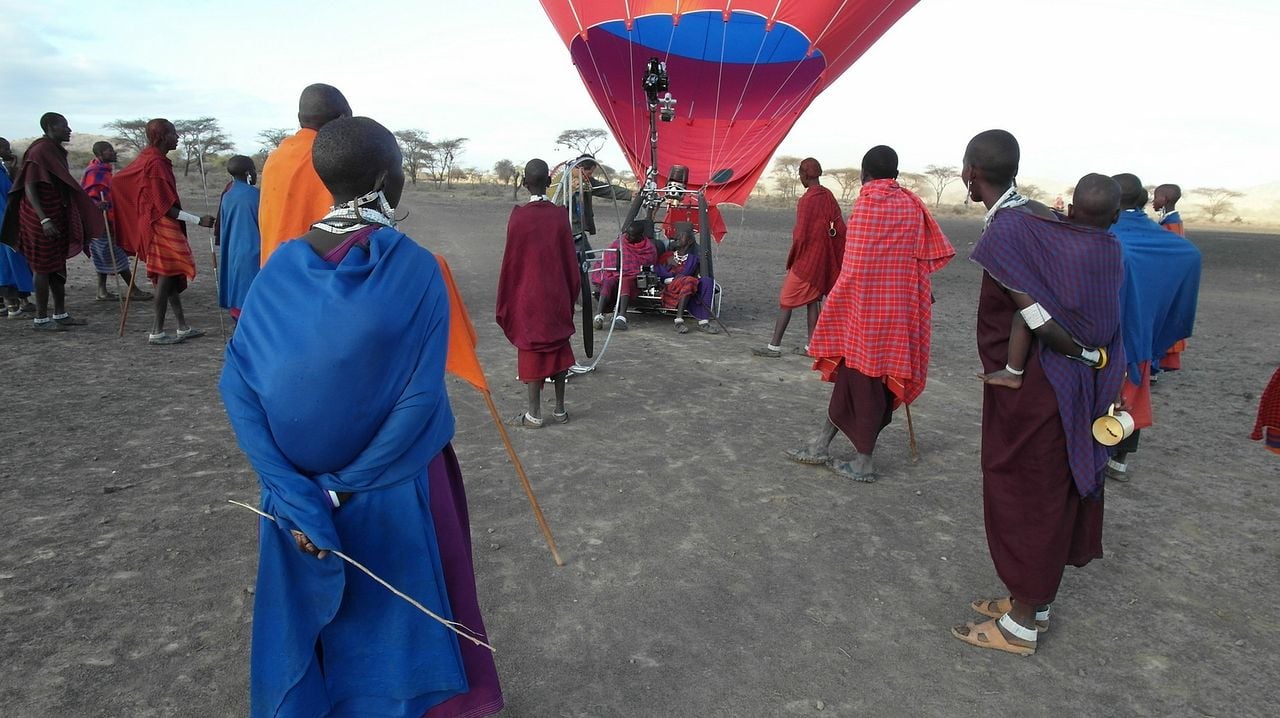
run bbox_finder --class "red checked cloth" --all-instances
[808,179,954,405]
[786,183,846,294]
[1252,367,1280,454]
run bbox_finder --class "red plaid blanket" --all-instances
[808,179,954,405]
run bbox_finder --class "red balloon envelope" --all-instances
[539,1,920,206]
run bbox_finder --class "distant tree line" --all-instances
[104,117,233,176]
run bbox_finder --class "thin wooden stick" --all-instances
[196,152,227,342]
[227,499,495,652]
[481,390,565,566]
[117,254,141,337]
[904,402,920,463]
[102,209,124,309]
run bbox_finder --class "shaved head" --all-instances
[798,157,822,187]
[39,112,66,133]
[861,145,898,181]
[313,116,403,204]
[1069,173,1121,229]
[1157,183,1182,211]
[227,155,256,177]
[1112,173,1146,209]
[963,129,1019,187]
[298,84,352,130]
[523,159,550,193]
[145,118,178,152]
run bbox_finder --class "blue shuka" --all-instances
[0,163,33,294]
[971,209,1126,498]
[219,227,468,718]
[216,179,261,311]
[1109,209,1202,383]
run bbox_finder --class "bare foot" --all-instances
[979,369,1023,389]
[784,445,829,465]
[826,453,877,482]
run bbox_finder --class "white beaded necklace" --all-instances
[983,184,1029,230]
[312,189,397,234]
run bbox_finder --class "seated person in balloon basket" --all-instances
[655,226,717,334]
[980,174,1123,389]
[592,220,656,331]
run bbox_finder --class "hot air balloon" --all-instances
[538,1,921,207]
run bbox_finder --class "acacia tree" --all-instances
[257,128,291,152]
[175,117,234,176]
[434,138,468,188]
[771,155,803,200]
[898,172,928,196]
[1192,186,1244,222]
[394,129,433,185]
[555,128,608,156]
[104,118,150,153]
[921,165,961,207]
[1018,183,1044,202]
[493,159,517,186]
[827,167,861,203]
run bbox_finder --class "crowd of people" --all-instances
[752,129,1206,656]
[4,79,1275,713]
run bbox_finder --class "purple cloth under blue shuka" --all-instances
[971,208,1126,498]
[221,227,479,718]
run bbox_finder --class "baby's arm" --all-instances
[1008,291,1107,367]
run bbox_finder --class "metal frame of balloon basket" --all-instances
[549,154,626,377]
[552,57,731,377]
[582,247,723,318]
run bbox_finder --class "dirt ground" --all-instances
[1,187,1277,718]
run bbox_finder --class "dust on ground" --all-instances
[1,188,1277,717]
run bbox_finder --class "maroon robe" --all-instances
[977,273,1103,606]
[827,362,894,455]
[0,138,103,273]
[786,183,845,294]
[495,200,580,381]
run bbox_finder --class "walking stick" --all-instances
[117,254,141,338]
[195,152,228,342]
[904,402,920,463]
[227,500,495,652]
[481,389,565,567]
[101,209,124,308]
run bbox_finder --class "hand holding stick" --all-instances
[227,500,495,652]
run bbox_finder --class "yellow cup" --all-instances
[1092,405,1135,446]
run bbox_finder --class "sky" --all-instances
[2,0,1276,195]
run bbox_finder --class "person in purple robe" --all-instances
[951,130,1125,657]
[655,226,718,334]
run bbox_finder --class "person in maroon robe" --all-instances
[753,157,845,357]
[496,159,580,427]
[952,130,1124,656]
[0,112,104,330]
